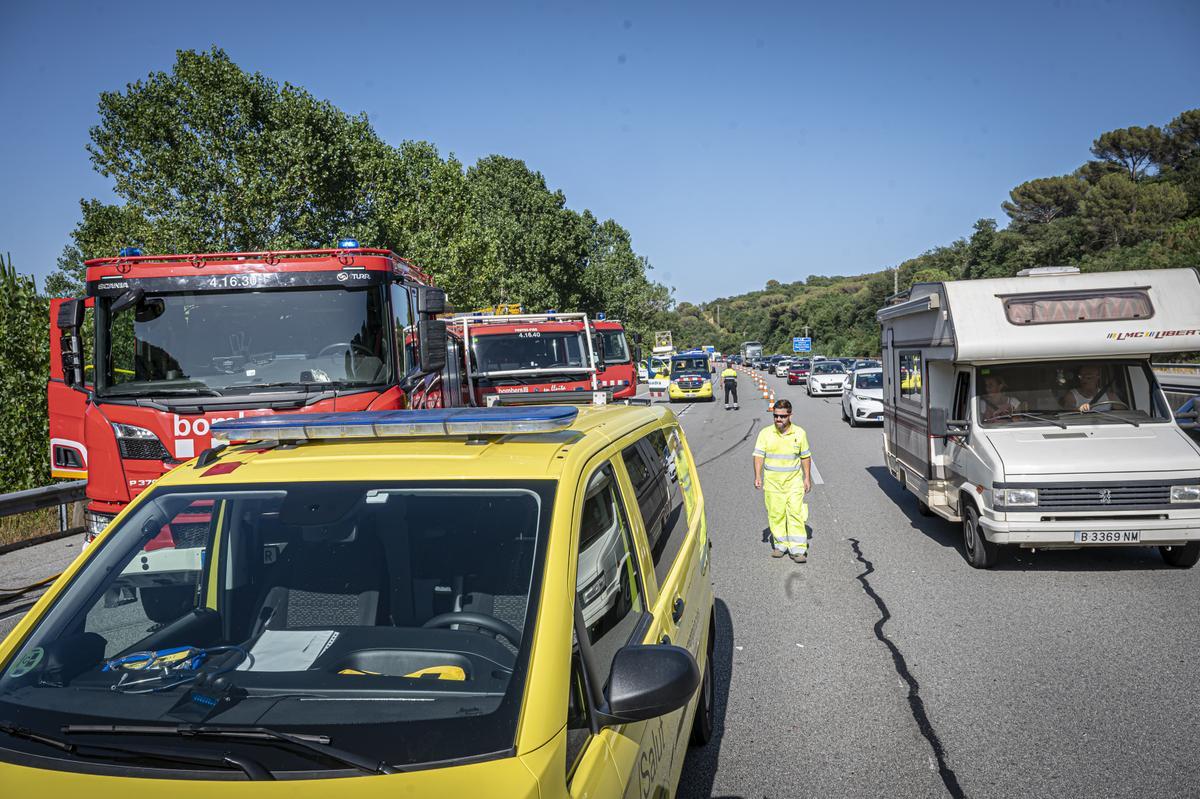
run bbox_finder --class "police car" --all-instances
[0,406,715,797]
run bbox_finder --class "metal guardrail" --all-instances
[0,480,86,519]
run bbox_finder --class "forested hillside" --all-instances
[658,108,1200,356]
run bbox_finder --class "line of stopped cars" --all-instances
[752,355,883,426]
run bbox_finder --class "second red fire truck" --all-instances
[450,311,637,405]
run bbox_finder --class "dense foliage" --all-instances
[658,109,1200,356]
[0,254,50,492]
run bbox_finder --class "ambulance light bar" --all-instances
[211,407,579,441]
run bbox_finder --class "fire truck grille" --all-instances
[171,522,210,549]
[118,437,172,461]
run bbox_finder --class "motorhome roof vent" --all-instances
[1016,266,1081,277]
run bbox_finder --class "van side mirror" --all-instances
[57,298,86,389]
[596,644,700,727]
[416,286,446,316]
[418,319,448,372]
[631,332,643,345]
[592,334,606,365]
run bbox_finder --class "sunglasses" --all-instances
[773,413,790,419]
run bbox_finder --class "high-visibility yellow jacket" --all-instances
[754,424,811,492]
[720,367,737,383]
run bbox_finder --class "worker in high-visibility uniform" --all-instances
[721,364,739,410]
[753,399,813,562]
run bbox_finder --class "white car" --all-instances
[774,359,793,377]
[841,367,884,426]
[807,361,848,396]
[577,471,632,627]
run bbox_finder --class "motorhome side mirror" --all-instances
[597,644,700,727]
[418,319,448,372]
[928,406,948,437]
[110,286,145,315]
[416,286,446,316]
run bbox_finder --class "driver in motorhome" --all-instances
[1062,363,1126,413]
[979,371,1022,421]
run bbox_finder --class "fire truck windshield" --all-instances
[471,332,588,376]
[599,330,630,364]
[98,287,392,396]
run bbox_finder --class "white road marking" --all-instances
[810,461,825,485]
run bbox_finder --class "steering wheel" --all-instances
[317,342,375,359]
[421,612,521,646]
[316,342,376,374]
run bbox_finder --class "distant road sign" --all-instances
[794,337,812,353]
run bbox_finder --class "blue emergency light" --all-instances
[118,246,143,257]
[597,312,606,320]
[336,237,360,249]
[211,406,579,442]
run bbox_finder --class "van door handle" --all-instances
[672,597,685,623]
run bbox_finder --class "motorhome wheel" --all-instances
[1159,542,1200,569]
[962,504,998,569]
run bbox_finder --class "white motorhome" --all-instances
[877,266,1200,569]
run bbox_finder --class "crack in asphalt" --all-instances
[696,420,757,468]
[849,537,966,799]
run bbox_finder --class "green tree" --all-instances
[461,155,590,312]
[1080,173,1188,247]
[0,256,50,492]
[1089,126,1166,181]
[1001,176,1086,227]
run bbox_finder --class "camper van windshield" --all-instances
[976,360,1168,427]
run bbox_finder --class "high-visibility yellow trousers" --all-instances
[764,489,809,554]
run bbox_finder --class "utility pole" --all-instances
[716,304,720,328]
[893,265,899,295]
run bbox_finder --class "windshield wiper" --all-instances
[989,411,1068,429]
[2,720,271,779]
[62,723,398,775]
[1063,409,1141,428]
[109,386,224,398]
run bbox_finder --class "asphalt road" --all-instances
[2,380,1198,798]
[675,371,1200,799]
[0,536,81,642]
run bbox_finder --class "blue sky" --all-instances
[2,0,1197,303]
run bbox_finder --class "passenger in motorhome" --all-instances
[979,372,1022,421]
[1062,364,1128,413]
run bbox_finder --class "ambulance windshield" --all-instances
[98,286,392,396]
[0,480,552,772]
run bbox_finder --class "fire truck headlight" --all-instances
[84,511,116,544]
[111,423,158,439]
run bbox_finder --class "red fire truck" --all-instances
[447,311,632,405]
[592,317,639,399]
[48,244,456,540]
